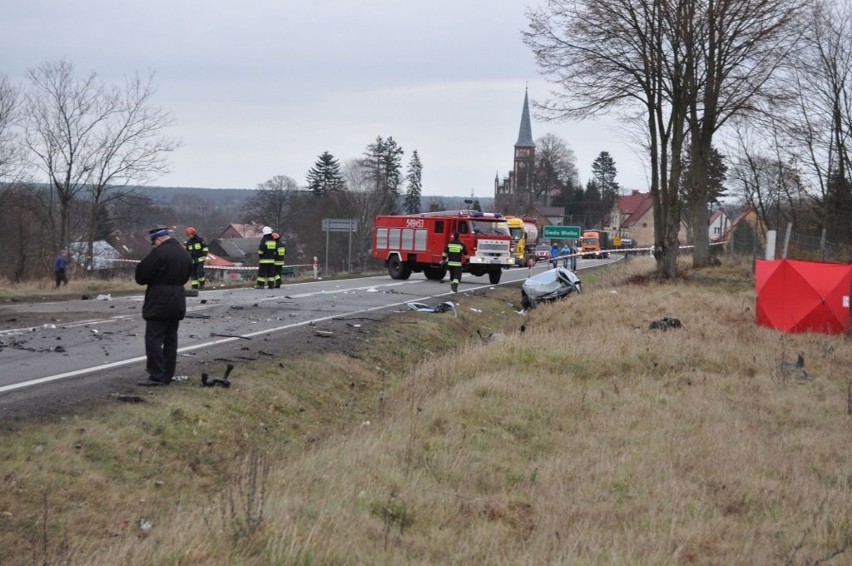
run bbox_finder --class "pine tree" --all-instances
[306,151,346,198]
[592,152,619,226]
[363,136,404,199]
[402,150,423,214]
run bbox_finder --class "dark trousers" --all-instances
[54,271,68,287]
[189,262,205,288]
[145,318,180,382]
[448,264,463,285]
[256,263,276,288]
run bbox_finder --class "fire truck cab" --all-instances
[371,210,514,284]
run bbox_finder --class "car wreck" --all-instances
[521,267,581,309]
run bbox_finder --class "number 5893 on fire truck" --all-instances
[371,210,514,284]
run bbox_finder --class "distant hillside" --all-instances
[141,186,254,205]
[2,182,494,211]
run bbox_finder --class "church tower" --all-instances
[495,89,536,214]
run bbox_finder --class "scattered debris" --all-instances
[314,330,334,338]
[476,329,504,344]
[210,332,251,340]
[649,317,683,331]
[778,353,809,383]
[115,395,145,404]
[407,301,457,317]
[202,363,233,387]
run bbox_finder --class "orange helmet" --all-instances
[185,227,197,237]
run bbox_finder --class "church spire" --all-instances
[515,87,535,148]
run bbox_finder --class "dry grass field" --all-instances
[1,256,851,565]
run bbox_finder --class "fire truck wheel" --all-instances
[488,267,502,284]
[424,267,446,281]
[388,256,411,280]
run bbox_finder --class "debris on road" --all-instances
[407,301,457,317]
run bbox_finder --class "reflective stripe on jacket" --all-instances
[443,241,467,267]
[258,235,277,264]
[185,235,208,263]
[274,240,286,266]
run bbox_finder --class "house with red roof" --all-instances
[219,223,264,239]
[610,190,687,248]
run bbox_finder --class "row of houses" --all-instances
[70,223,275,280]
[523,190,762,249]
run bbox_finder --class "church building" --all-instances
[494,89,537,214]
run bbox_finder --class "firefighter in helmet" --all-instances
[184,227,209,289]
[272,232,286,288]
[442,232,469,292]
[256,226,277,289]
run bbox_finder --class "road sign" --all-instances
[321,218,358,232]
[542,225,581,239]
[614,235,622,247]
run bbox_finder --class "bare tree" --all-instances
[241,174,299,232]
[22,59,177,264]
[524,0,692,278]
[341,158,390,269]
[685,0,802,268]
[534,133,578,205]
[728,121,807,233]
[0,74,27,184]
[789,0,852,243]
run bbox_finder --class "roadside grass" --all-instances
[2,256,851,564]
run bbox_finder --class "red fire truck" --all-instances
[371,210,514,284]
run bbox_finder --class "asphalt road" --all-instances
[0,258,609,418]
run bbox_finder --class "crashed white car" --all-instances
[521,267,581,309]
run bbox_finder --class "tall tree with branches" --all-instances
[525,0,692,278]
[0,74,26,184]
[534,133,578,206]
[306,151,346,198]
[592,151,620,225]
[402,149,423,214]
[362,136,404,214]
[684,0,801,268]
[242,174,299,232]
[790,0,852,244]
[23,60,177,265]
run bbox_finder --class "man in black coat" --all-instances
[135,227,193,386]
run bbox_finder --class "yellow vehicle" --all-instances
[505,216,539,266]
[581,230,610,259]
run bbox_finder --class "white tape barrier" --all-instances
[547,241,724,262]
[107,259,315,272]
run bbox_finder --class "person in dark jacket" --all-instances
[442,232,469,292]
[272,232,286,288]
[54,250,69,288]
[135,227,193,386]
[256,226,277,289]
[184,226,209,289]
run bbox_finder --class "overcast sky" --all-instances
[3,0,650,199]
